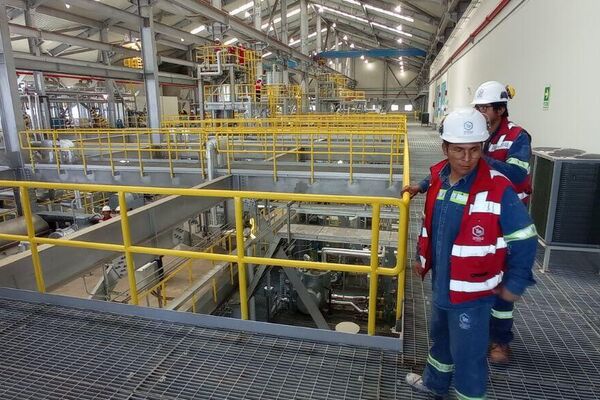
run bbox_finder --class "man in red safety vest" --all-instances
[405,109,537,399]
[403,81,533,364]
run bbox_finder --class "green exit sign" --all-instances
[543,85,551,110]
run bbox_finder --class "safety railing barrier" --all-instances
[21,114,407,181]
[0,176,410,336]
[36,189,110,215]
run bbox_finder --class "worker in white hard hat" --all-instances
[403,81,533,364]
[406,109,537,400]
[115,206,120,214]
[101,205,112,221]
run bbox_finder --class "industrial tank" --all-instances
[0,215,50,251]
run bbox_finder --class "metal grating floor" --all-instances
[0,123,598,399]
[0,294,429,400]
[403,123,600,399]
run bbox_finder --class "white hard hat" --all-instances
[471,81,510,105]
[441,108,489,144]
[115,206,120,212]
[101,205,111,212]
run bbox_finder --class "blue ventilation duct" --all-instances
[316,48,426,59]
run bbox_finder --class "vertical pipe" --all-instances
[368,203,381,336]
[234,197,249,320]
[118,191,138,305]
[19,187,45,293]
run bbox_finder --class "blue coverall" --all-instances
[419,164,537,399]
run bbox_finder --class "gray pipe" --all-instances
[206,138,218,226]
[320,247,385,263]
[0,215,50,251]
[197,51,223,77]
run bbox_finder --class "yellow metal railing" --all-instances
[21,115,407,181]
[0,177,410,336]
[136,232,236,309]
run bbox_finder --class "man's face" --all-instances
[443,142,483,176]
[474,104,503,127]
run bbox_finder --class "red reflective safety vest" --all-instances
[418,159,513,303]
[486,117,532,203]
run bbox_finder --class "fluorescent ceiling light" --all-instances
[343,34,348,40]
[341,0,414,22]
[372,21,413,37]
[397,38,403,43]
[360,55,364,60]
[224,37,238,45]
[229,2,253,16]
[321,28,327,32]
[180,38,184,42]
[289,38,300,46]
[262,52,272,58]
[332,23,336,28]
[190,25,206,34]
[308,32,317,38]
[65,3,71,8]
[350,43,355,48]
[261,8,300,29]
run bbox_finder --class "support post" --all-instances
[0,0,25,169]
[139,0,162,137]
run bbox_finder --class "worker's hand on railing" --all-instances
[494,285,521,302]
[412,260,425,277]
[401,184,421,199]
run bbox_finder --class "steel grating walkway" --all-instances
[403,123,600,399]
[0,123,599,399]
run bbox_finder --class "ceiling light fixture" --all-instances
[65,3,71,8]
[350,43,355,48]
[224,37,238,45]
[342,0,413,22]
[229,2,253,17]
[262,52,272,58]
[360,55,365,60]
[343,34,348,40]
[190,25,206,34]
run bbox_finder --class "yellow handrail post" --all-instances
[166,131,174,178]
[77,131,87,174]
[367,203,381,336]
[234,196,249,320]
[349,134,353,184]
[272,132,278,182]
[19,187,46,293]
[107,131,115,175]
[136,131,144,177]
[118,191,139,305]
[51,131,61,172]
[310,136,315,184]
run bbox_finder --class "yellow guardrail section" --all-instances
[0,176,410,336]
[21,115,408,182]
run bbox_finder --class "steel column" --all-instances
[100,28,117,128]
[316,14,322,53]
[139,0,162,134]
[23,6,49,129]
[0,0,25,169]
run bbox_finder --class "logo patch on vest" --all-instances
[459,313,471,330]
[472,225,485,242]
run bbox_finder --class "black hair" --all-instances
[491,102,509,117]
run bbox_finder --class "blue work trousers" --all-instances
[490,297,514,345]
[423,302,493,399]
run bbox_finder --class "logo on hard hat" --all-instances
[472,225,485,242]
[464,121,473,130]
[476,88,484,98]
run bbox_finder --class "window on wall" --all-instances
[404,104,413,111]
[391,104,399,111]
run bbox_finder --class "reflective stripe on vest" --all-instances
[469,191,501,215]
[488,133,513,152]
[450,271,504,293]
[451,238,507,257]
[518,192,529,200]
